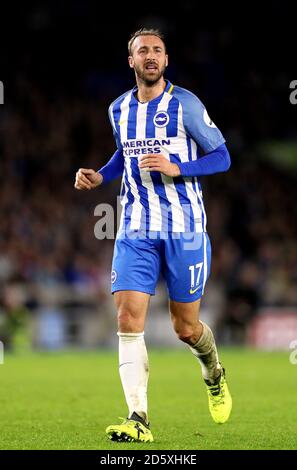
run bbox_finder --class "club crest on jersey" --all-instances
[153,111,170,128]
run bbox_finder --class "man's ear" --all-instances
[165,55,169,67]
[128,56,134,69]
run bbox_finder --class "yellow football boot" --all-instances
[205,368,232,424]
[106,412,154,442]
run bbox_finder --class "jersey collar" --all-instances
[132,79,173,104]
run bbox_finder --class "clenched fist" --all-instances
[74,168,103,190]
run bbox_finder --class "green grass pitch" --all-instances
[0,348,296,450]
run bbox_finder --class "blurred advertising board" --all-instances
[248,308,297,350]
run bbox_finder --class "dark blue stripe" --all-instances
[166,96,179,138]
[122,159,135,231]
[130,158,151,231]
[145,95,164,138]
[186,136,192,161]
[127,100,138,140]
[169,154,195,232]
[150,173,173,231]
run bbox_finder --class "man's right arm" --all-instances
[98,102,124,184]
[97,148,124,184]
[74,149,124,190]
[74,102,124,191]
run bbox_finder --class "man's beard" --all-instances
[134,63,166,86]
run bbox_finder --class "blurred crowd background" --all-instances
[0,2,296,350]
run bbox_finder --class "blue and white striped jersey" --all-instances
[108,80,225,233]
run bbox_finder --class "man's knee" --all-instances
[175,327,196,345]
[118,307,135,331]
[172,317,203,345]
[117,304,145,333]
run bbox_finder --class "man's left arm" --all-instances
[176,143,231,177]
[138,143,230,177]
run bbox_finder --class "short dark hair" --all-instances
[128,28,166,55]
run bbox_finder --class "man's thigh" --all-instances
[162,232,211,302]
[111,231,161,296]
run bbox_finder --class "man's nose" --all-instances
[146,50,156,60]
